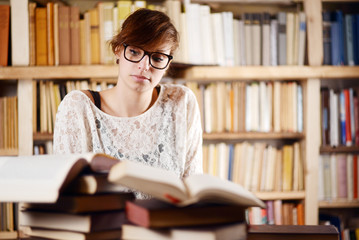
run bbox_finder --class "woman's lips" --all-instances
[132,75,150,82]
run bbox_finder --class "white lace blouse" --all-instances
[53,84,203,180]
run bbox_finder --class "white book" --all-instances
[185,3,202,64]
[233,82,239,132]
[245,83,252,132]
[239,142,248,186]
[243,143,254,190]
[207,144,216,176]
[330,89,339,146]
[266,82,273,132]
[270,19,278,66]
[349,88,355,145]
[265,146,276,191]
[217,143,228,180]
[165,0,182,62]
[297,84,303,132]
[291,82,298,132]
[10,0,30,66]
[262,13,271,66]
[180,13,189,63]
[204,85,212,133]
[286,12,294,65]
[292,142,300,191]
[233,19,241,66]
[199,5,214,65]
[238,19,246,66]
[225,83,232,132]
[211,13,225,66]
[297,12,306,65]
[330,154,338,199]
[259,81,269,132]
[216,82,226,132]
[259,146,268,191]
[250,143,265,192]
[244,13,252,65]
[273,81,281,132]
[222,12,234,66]
[318,155,325,201]
[98,2,115,64]
[293,13,299,65]
[251,82,260,131]
[252,13,261,66]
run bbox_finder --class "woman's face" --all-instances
[116,42,172,94]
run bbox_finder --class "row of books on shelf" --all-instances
[320,213,359,240]
[187,80,303,134]
[323,11,359,66]
[203,141,304,193]
[319,153,359,202]
[0,96,18,151]
[247,200,304,226]
[33,79,114,134]
[1,0,308,67]
[0,203,17,234]
[171,4,307,66]
[321,86,359,147]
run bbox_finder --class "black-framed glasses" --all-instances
[123,43,173,70]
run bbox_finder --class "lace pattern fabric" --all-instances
[53,84,203,198]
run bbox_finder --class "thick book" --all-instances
[23,192,134,213]
[247,224,339,240]
[0,153,120,203]
[108,160,265,208]
[126,198,246,228]
[23,227,122,240]
[122,222,247,240]
[20,210,127,232]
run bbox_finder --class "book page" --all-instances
[182,174,265,208]
[108,160,188,203]
[0,153,94,203]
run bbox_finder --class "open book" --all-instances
[0,153,119,203]
[108,160,265,208]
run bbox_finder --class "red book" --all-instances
[354,155,358,199]
[343,89,352,146]
[354,94,359,145]
[0,5,10,66]
[125,198,246,228]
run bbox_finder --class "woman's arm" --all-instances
[53,91,92,154]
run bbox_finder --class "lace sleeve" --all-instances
[183,89,203,177]
[53,91,92,154]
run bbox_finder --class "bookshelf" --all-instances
[0,0,359,232]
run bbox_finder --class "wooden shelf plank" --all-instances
[1,66,359,80]
[320,145,359,153]
[0,149,18,156]
[0,231,18,239]
[183,66,359,80]
[319,200,359,208]
[254,191,306,200]
[33,132,53,142]
[189,0,301,4]
[203,132,304,140]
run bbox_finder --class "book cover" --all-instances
[0,5,10,66]
[46,2,55,66]
[70,6,81,65]
[10,0,30,66]
[58,5,70,65]
[277,12,287,65]
[35,7,48,66]
[126,198,246,228]
[322,11,332,65]
[0,153,120,203]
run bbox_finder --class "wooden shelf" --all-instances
[183,66,359,80]
[189,0,301,4]
[203,132,304,141]
[0,149,18,156]
[319,200,359,208]
[33,132,53,142]
[320,145,359,153]
[0,231,18,239]
[1,66,359,81]
[254,191,306,200]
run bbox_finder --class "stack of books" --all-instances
[0,153,265,240]
[20,171,135,239]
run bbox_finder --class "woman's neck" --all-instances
[100,85,158,117]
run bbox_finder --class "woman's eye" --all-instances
[130,49,140,56]
[152,55,164,62]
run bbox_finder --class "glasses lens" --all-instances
[125,46,144,62]
[150,53,169,69]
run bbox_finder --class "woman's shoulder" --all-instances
[58,90,93,111]
[161,83,196,101]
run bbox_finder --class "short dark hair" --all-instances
[110,8,179,55]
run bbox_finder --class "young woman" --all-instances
[53,9,203,185]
